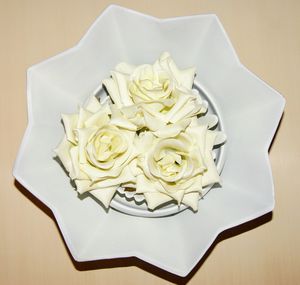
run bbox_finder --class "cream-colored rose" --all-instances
[103,52,206,131]
[55,96,137,208]
[135,119,225,211]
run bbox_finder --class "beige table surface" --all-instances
[1,0,299,284]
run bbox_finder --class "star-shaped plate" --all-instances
[13,5,285,276]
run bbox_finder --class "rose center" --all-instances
[156,148,186,177]
[129,67,173,102]
[91,130,126,162]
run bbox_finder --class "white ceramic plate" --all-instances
[13,5,285,277]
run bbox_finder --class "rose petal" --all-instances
[69,146,88,180]
[84,109,110,128]
[54,135,73,172]
[77,107,93,129]
[214,131,227,145]
[167,189,185,204]
[186,124,207,159]
[158,52,196,89]
[85,143,115,170]
[61,114,78,144]
[181,175,203,194]
[197,114,218,129]
[110,117,137,131]
[111,71,132,106]
[74,179,91,194]
[90,186,118,209]
[144,192,173,210]
[84,95,102,113]
[136,132,155,154]
[201,131,221,187]
[167,94,201,123]
[120,104,139,118]
[181,192,200,211]
[102,78,122,108]
[75,127,98,164]
[91,164,136,188]
[143,111,165,131]
[153,119,191,138]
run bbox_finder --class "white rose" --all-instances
[55,96,137,208]
[128,64,174,103]
[135,119,225,211]
[103,52,206,131]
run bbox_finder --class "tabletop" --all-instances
[1,0,299,284]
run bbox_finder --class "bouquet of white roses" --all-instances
[55,52,225,211]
